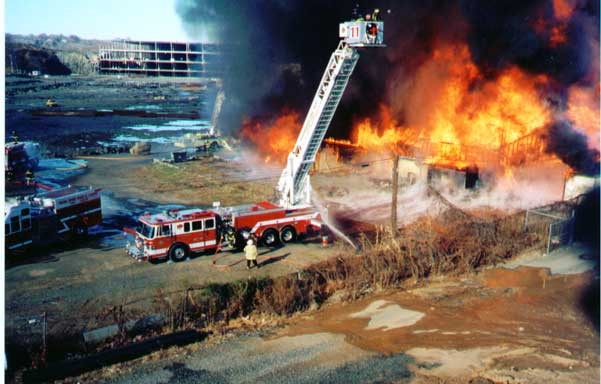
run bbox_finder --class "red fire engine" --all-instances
[125,17,384,263]
[125,201,322,262]
[5,186,102,252]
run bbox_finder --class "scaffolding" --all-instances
[98,40,226,78]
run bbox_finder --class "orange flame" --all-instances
[347,42,554,171]
[549,25,568,47]
[567,85,601,151]
[353,105,405,149]
[240,109,302,164]
[553,0,574,20]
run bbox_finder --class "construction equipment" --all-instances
[174,80,230,150]
[5,141,39,177]
[45,98,58,107]
[277,19,384,207]
[125,18,384,263]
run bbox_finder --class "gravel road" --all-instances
[99,333,414,384]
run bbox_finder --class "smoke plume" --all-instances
[544,119,600,175]
[176,0,599,172]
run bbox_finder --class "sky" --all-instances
[4,0,190,41]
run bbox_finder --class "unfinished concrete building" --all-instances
[98,40,225,77]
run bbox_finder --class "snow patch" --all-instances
[350,300,425,331]
[123,120,211,132]
[113,135,172,144]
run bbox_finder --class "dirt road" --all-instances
[5,236,343,333]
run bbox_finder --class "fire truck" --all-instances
[125,17,384,262]
[5,186,102,252]
[125,201,322,262]
[5,141,39,177]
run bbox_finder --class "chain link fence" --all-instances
[524,200,576,255]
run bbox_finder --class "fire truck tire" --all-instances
[234,228,251,252]
[169,243,189,262]
[261,228,280,247]
[149,257,167,265]
[72,223,88,237]
[280,226,297,243]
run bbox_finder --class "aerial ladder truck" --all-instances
[277,18,385,207]
[125,18,385,262]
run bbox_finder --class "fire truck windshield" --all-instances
[140,223,155,239]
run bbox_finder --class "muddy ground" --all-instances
[66,245,599,384]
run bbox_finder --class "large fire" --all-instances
[240,109,301,164]
[345,42,555,170]
[241,8,598,175]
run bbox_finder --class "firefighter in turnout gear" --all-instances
[25,169,34,186]
[244,239,259,269]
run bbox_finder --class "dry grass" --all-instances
[11,204,554,372]
[129,157,276,206]
[151,205,547,325]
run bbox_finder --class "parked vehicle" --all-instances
[125,201,322,262]
[5,186,102,252]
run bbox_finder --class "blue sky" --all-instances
[5,0,190,41]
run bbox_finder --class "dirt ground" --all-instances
[64,247,599,384]
[72,151,279,207]
[5,232,346,334]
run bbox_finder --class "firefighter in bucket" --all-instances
[366,20,379,44]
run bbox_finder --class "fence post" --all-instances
[42,311,47,362]
[546,223,553,255]
[524,210,529,231]
[183,289,190,328]
[568,210,575,245]
[391,154,399,232]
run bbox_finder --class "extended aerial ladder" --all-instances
[277,18,385,208]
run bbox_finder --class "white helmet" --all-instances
[247,239,254,245]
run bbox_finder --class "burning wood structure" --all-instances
[324,125,554,173]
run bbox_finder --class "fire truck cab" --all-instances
[126,209,220,262]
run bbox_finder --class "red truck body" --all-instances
[126,201,322,262]
[5,186,102,251]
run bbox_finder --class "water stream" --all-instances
[311,188,357,250]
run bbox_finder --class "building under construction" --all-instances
[98,40,226,77]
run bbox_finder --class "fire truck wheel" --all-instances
[169,243,189,262]
[280,226,297,243]
[261,229,280,247]
[234,227,251,252]
[72,224,88,237]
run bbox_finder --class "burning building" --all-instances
[178,0,599,203]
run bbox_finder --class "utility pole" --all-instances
[391,154,399,232]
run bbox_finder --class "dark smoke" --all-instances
[175,0,466,135]
[544,120,600,175]
[461,0,597,85]
[176,0,599,172]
